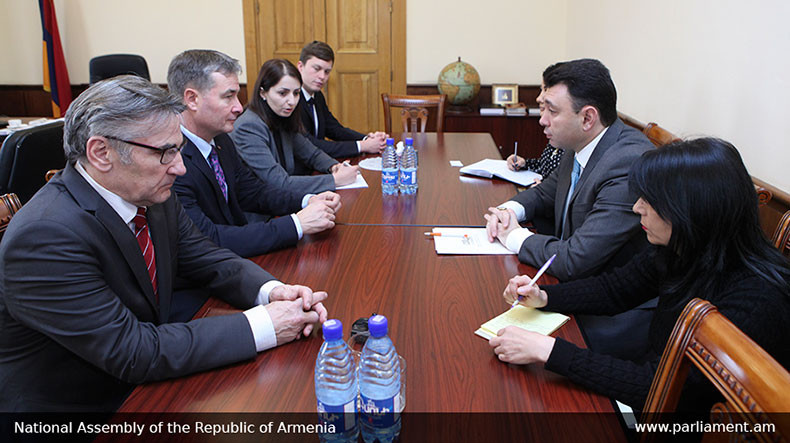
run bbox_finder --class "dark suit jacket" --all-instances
[173,133,303,258]
[231,109,338,195]
[511,118,653,281]
[298,90,365,158]
[0,163,274,411]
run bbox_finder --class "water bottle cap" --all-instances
[405,137,413,145]
[368,315,388,337]
[386,137,394,145]
[322,319,343,340]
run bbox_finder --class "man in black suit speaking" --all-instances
[297,40,387,161]
[0,75,328,412]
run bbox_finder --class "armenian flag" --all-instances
[38,0,71,117]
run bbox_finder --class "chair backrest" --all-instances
[771,209,790,257]
[642,122,681,147]
[0,192,22,238]
[89,54,150,84]
[0,120,66,203]
[381,93,446,135]
[641,298,790,443]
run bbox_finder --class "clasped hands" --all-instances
[297,191,341,235]
[484,207,519,245]
[488,275,555,365]
[360,131,388,154]
[266,284,329,344]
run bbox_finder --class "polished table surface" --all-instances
[336,132,519,226]
[116,133,625,441]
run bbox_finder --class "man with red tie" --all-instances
[0,75,328,412]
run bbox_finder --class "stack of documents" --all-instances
[460,159,541,187]
[475,305,569,339]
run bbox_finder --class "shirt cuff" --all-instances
[356,140,363,153]
[242,305,278,352]
[290,213,303,240]
[301,194,315,209]
[505,227,533,253]
[256,280,284,305]
[500,200,526,222]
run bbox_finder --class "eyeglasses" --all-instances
[105,135,186,164]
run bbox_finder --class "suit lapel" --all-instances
[554,119,626,237]
[146,202,171,324]
[61,164,160,317]
[181,136,234,223]
[571,119,624,198]
[553,150,574,237]
[315,91,327,138]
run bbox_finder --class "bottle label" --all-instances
[359,394,400,427]
[317,399,357,432]
[399,169,416,185]
[382,169,398,186]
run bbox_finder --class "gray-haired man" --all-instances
[0,75,328,412]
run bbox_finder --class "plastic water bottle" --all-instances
[359,315,401,443]
[315,319,358,443]
[381,137,399,195]
[399,137,418,194]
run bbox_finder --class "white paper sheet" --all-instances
[431,228,514,255]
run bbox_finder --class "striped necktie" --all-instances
[133,207,158,301]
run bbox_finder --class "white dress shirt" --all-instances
[181,125,313,239]
[301,86,364,153]
[75,161,281,352]
[499,126,610,252]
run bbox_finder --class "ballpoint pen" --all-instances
[513,141,519,170]
[424,232,469,240]
[511,253,556,308]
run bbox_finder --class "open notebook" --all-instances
[460,159,541,187]
[475,305,569,339]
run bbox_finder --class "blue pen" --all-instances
[510,254,556,308]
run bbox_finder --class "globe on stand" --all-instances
[438,57,481,114]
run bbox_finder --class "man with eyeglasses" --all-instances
[169,49,339,260]
[0,75,328,412]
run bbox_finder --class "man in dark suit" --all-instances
[297,40,387,161]
[484,59,655,358]
[0,75,328,412]
[168,49,340,259]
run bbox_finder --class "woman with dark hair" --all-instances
[489,137,790,410]
[231,59,358,195]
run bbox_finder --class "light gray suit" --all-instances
[231,109,338,195]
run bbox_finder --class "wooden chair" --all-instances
[381,93,446,135]
[45,169,60,182]
[0,193,22,237]
[754,185,772,207]
[771,209,790,257]
[641,298,790,443]
[642,122,681,148]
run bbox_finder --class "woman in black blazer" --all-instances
[490,137,790,411]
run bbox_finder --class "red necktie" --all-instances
[133,207,158,301]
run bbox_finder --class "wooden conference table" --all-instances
[116,133,626,442]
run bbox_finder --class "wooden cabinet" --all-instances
[407,84,547,160]
[444,112,547,160]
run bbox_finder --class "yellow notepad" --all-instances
[475,305,569,340]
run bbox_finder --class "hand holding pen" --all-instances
[503,254,556,309]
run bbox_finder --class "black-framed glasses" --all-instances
[105,135,186,164]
